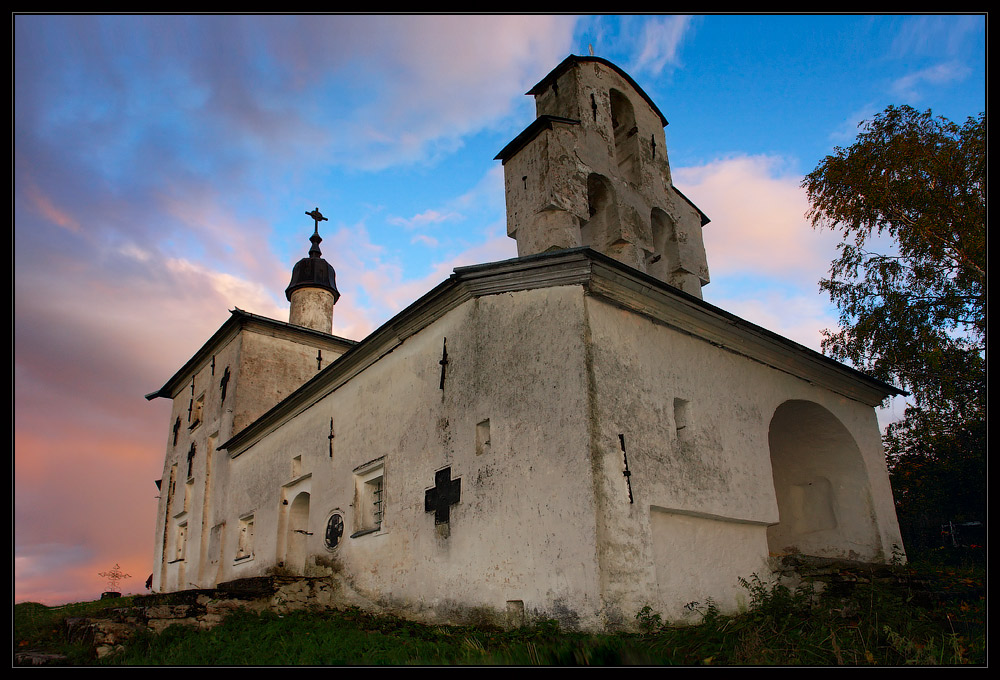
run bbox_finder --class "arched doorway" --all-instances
[767,400,882,561]
[285,491,311,575]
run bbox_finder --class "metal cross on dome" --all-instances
[305,207,328,228]
[304,208,328,258]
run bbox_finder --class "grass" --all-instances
[15,596,140,665]
[15,549,985,666]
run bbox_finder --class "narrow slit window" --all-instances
[476,419,492,456]
[674,398,692,441]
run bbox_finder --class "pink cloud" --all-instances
[14,233,292,604]
[674,155,842,287]
[15,427,162,604]
[25,183,81,233]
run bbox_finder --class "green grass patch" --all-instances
[15,596,139,665]
[15,556,985,666]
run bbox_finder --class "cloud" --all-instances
[25,183,81,233]
[15,428,162,603]
[14,203,294,604]
[389,209,463,230]
[671,154,849,352]
[14,16,578,272]
[323,217,517,339]
[630,15,693,76]
[710,285,838,353]
[827,104,881,145]
[163,257,285,319]
[16,539,152,604]
[372,234,518,316]
[411,234,440,248]
[889,61,972,101]
[673,155,842,288]
[889,15,984,59]
[248,14,579,169]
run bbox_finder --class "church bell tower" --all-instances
[286,208,340,333]
[495,55,710,298]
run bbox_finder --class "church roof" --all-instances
[221,248,904,457]
[144,309,356,401]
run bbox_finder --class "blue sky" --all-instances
[14,14,985,604]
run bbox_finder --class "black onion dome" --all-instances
[285,229,340,302]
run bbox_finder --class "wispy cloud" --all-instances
[828,104,881,145]
[364,234,518,318]
[630,15,693,76]
[889,14,984,59]
[712,285,838,353]
[411,234,440,248]
[25,183,81,233]
[890,61,971,101]
[388,209,463,230]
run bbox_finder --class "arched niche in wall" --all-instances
[610,88,641,186]
[767,400,882,562]
[649,207,681,284]
[284,491,311,575]
[581,173,618,252]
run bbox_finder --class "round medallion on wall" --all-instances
[325,513,344,550]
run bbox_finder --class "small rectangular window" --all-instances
[175,521,188,561]
[189,393,205,429]
[236,514,255,560]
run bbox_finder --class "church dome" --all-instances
[285,255,339,302]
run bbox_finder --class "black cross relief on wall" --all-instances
[424,467,461,525]
[438,338,449,389]
[219,366,230,404]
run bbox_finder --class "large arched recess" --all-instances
[767,400,883,561]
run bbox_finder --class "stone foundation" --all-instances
[19,558,928,663]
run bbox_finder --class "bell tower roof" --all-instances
[526,55,669,127]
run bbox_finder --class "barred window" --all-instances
[352,458,385,536]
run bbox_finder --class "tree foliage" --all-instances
[883,408,985,531]
[802,106,985,535]
[803,105,984,410]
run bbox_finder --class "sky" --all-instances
[14,14,986,605]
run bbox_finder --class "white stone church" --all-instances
[147,55,905,629]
